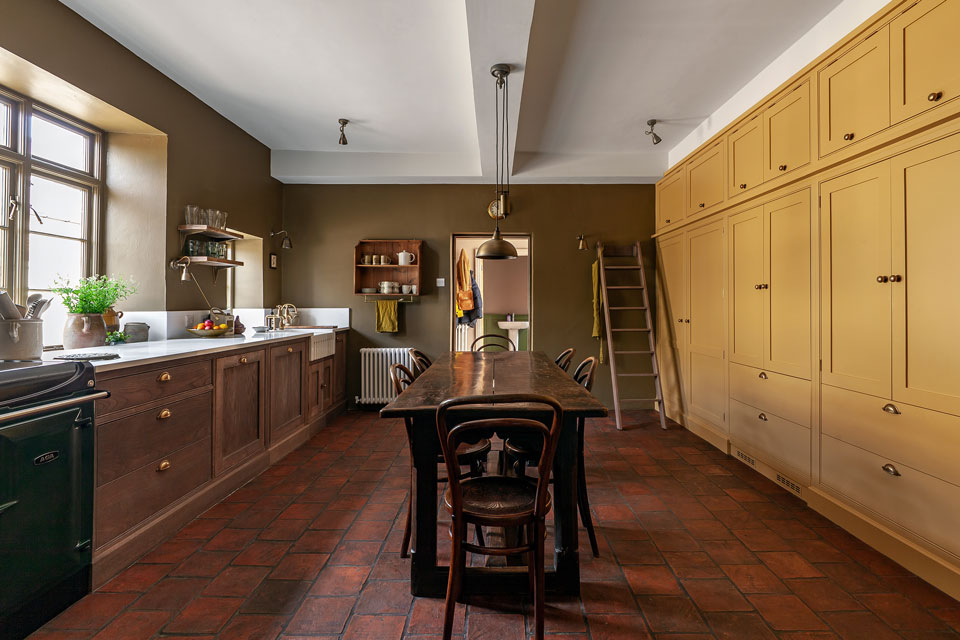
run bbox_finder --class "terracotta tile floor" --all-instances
[34,410,960,639]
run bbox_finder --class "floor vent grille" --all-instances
[776,473,803,496]
[735,449,756,467]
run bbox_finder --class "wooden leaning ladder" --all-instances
[597,241,667,431]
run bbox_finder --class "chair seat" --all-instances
[503,436,541,460]
[436,438,492,465]
[444,476,551,519]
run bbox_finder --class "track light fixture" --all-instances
[338,118,349,145]
[645,119,662,145]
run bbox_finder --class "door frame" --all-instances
[449,232,533,351]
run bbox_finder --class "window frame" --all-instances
[0,84,103,305]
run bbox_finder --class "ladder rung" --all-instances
[610,306,647,310]
[620,397,659,402]
[606,286,644,289]
[612,328,651,332]
[614,350,653,354]
[617,373,657,377]
[604,266,642,270]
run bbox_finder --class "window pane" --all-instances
[28,233,82,291]
[30,175,86,238]
[31,114,88,171]
[0,101,9,148]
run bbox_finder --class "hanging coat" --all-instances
[458,270,483,327]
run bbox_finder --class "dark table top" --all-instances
[380,351,608,419]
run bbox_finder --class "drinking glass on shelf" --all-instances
[218,211,228,230]
[186,238,202,256]
[185,205,200,225]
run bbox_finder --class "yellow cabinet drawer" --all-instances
[730,398,810,479]
[729,363,810,427]
[821,434,960,558]
[821,384,960,488]
[686,142,725,215]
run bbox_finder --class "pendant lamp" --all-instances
[478,64,517,260]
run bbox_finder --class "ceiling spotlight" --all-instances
[645,119,662,146]
[338,118,349,145]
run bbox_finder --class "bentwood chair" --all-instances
[437,393,564,640]
[389,363,490,558]
[554,347,576,372]
[504,357,601,557]
[408,348,432,378]
[470,334,516,351]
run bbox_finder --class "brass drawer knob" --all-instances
[882,463,901,477]
[754,284,762,290]
[882,403,901,415]
[240,356,248,364]
[157,408,172,420]
[758,372,768,380]
[157,372,172,383]
[157,460,171,472]
[698,202,705,208]
[890,274,902,282]
[877,275,889,283]
[778,164,787,171]
[287,346,293,353]
[665,218,671,224]
[843,132,855,141]
[758,413,768,421]
[739,183,747,189]
[928,91,943,102]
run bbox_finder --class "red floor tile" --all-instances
[162,597,241,634]
[202,566,270,598]
[47,593,137,630]
[748,594,828,631]
[682,578,753,612]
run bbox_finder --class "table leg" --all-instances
[552,413,581,595]
[410,415,441,596]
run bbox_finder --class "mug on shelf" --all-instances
[361,254,372,265]
[380,255,392,265]
[373,255,381,265]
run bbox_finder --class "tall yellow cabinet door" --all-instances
[820,163,892,396]
[819,27,890,156]
[728,118,763,195]
[657,170,686,229]
[727,207,764,368]
[656,232,686,421]
[891,134,960,416]
[764,81,812,180]
[764,190,811,379]
[686,220,727,431]
[890,0,960,123]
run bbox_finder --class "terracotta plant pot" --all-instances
[63,313,108,350]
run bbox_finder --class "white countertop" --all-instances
[41,327,346,373]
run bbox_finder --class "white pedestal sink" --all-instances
[497,320,529,349]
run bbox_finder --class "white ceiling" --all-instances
[60,0,843,183]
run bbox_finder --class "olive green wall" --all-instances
[0,0,283,310]
[282,184,656,409]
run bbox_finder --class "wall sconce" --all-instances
[271,229,293,249]
[169,256,213,309]
[577,234,589,251]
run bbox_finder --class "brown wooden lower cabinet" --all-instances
[306,360,323,421]
[214,348,266,475]
[268,341,306,446]
[334,331,346,404]
[321,357,334,409]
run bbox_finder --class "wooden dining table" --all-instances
[380,350,608,597]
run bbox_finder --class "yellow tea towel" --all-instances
[376,300,398,333]
[592,260,605,363]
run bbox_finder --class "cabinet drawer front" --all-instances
[819,27,891,156]
[98,391,212,485]
[97,361,212,415]
[686,145,724,215]
[821,384,960,488]
[821,434,960,558]
[891,0,960,122]
[96,437,211,547]
[729,363,810,427]
[730,398,810,478]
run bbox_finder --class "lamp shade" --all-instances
[476,227,518,260]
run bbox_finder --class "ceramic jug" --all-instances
[397,250,416,266]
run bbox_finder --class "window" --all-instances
[0,85,102,345]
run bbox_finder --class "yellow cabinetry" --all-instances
[655,231,686,422]
[686,141,725,216]
[727,207,764,368]
[890,0,960,123]
[763,80,812,180]
[819,27,891,156]
[656,169,685,228]
[728,116,763,196]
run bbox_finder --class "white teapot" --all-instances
[397,250,416,266]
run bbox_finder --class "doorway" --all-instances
[450,234,531,351]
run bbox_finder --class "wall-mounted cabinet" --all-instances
[728,116,763,196]
[685,142,725,216]
[763,80,812,179]
[890,0,960,123]
[819,27,891,157]
[354,239,422,297]
[656,169,685,228]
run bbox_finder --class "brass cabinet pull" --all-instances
[240,356,248,364]
[157,460,171,472]
[287,346,293,353]
[882,463,901,477]
[877,275,889,283]
[890,274,902,282]
[760,283,769,289]
[758,372,768,380]
[758,413,768,421]
[684,318,690,323]
[699,202,705,208]
[739,183,747,190]
[778,164,787,171]
[157,372,171,383]
[843,132,855,141]
[665,218,671,224]
[677,318,683,323]
[928,91,943,102]
[754,284,762,290]
[882,403,901,415]
[157,409,172,420]
[320,383,327,389]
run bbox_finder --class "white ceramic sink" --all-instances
[497,321,529,348]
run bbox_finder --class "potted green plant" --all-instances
[51,276,136,349]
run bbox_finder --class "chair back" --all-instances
[554,348,576,372]
[437,394,563,519]
[471,334,516,351]
[408,349,432,378]
[389,362,416,396]
[572,357,598,391]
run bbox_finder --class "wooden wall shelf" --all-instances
[354,239,422,296]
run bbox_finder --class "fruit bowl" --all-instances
[186,328,229,338]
